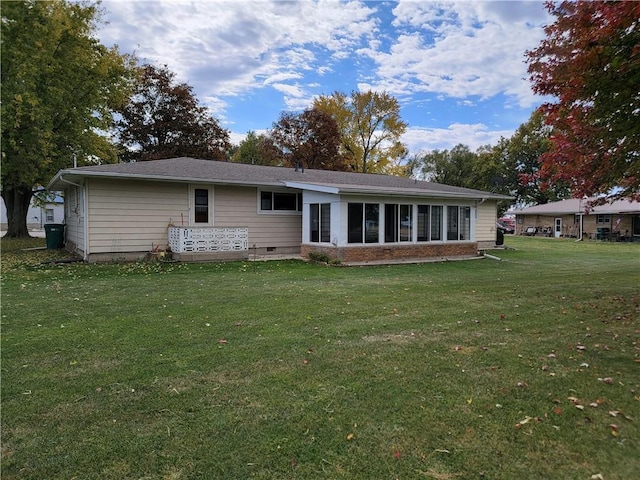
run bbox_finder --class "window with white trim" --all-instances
[416,204,445,241]
[310,203,331,243]
[45,208,54,222]
[260,191,302,212]
[194,188,209,223]
[447,206,471,241]
[431,205,443,241]
[348,203,379,244]
[385,204,412,243]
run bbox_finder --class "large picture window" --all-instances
[348,203,379,243]
[310,203,331,243]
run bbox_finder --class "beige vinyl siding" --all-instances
[214,185,302,248]
[476,200,498,244]
[87,179,188,253]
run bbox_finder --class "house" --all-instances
[0,194,64,231]
[46,157,511,263]
[512,198,640,241]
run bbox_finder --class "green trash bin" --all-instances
[44,223,65,249]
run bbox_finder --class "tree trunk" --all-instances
[2,185,33,238]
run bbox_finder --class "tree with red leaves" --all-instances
[269,108,350,171]
[117,64,231,162]
[527,1,640,202]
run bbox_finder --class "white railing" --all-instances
[168,226,249,254]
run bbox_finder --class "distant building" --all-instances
[1,194,64,230]
[513,198,640,241]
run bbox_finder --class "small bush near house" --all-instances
[307,251,340,265]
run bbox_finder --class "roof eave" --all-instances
[47,169,284,190]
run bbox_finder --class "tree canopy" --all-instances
[1,0,135,237]
[269,108,349,171]
[313,90,408,174]
[116,64,231,162]
[500,110,570,205]
[231,131,281,166]
[526,1,640,202]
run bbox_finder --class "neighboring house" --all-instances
[0,194,64,231]
[512,198,640,241]
[47,157,511,263]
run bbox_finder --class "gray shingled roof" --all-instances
[513,198,640,215]
[48,157,511,200]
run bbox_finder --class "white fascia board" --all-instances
[283,181,340,194]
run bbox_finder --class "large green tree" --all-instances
[497,110,570,205]
[527,1,640,201]
[116,64,231,162]
[313,90,408,174]
[232,131,281,166]
[416,144,482,189]
[1,0,134,237]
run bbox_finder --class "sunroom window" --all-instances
[348,203,379,243]
[385,204,412,243]
[310,203,331,243]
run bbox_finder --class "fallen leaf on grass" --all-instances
[346,433,354,441]
[515,416,532,428]
[590,474,604,480]
[218,339,228,344]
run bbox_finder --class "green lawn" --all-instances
[1,236,639,479]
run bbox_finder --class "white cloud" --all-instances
[361,0,550,107]
[403,123,514,152]
[96,1,548,152]
[98,0,379,120]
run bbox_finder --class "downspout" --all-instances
[58,174,88,261]
[576,198,584,242]
[576,213,584,242]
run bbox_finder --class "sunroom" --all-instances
[294,184,482,264]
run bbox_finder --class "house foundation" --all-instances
[301,242,479,264]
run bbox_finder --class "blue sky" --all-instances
[97,0,551,154]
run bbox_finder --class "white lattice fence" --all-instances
[168,227,248,253]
